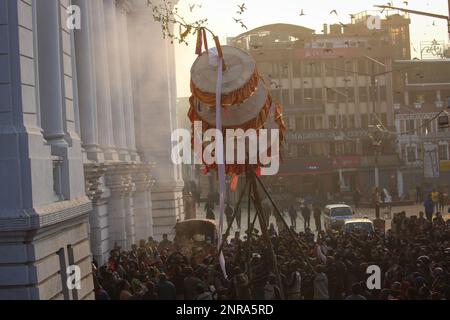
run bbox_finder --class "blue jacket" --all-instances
[424,199,434,213]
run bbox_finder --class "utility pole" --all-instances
[326,87,348,191]
[374,3,450,39]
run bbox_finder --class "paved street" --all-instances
[195,203,446,238]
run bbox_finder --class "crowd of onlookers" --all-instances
[93,203,450,300]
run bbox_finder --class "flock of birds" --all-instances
[185,0,439,57]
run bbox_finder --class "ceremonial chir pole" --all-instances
[187,33,286,284]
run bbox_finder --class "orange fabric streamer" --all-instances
[195,29,203,55]
[202,29,209,55]
[230,175,239,192]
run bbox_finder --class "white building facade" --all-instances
[0,0,184,300]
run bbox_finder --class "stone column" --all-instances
[103,0,129,161]
[117,2,139,161]
[105,164,128,249]
[73,0,103,161]
[90,0,117,161]
[84,163,109,265]
[132,163,155,242]
[128,0,184,240]
[123,164,136,247]
[35,0,67,150]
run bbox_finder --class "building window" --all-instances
[325,61,334,76]
[327,90,337,102]
[340,115,348,129]
[405,119,415,132]
[316,116,323,129]
[328,115,336,129]
[406,145,417,163]
[295,116,304,130]
[304,88,313,101]
[439,143,449,160]
[359,86,368,102]
[288,144,297,158]
[294,89,303,104]
[305,116,315,130]
[299,144,312,157]
[357,59,367,74]
[361,114,369,128]
[346,88,355,103]
[349,115,355,128]
[282,89,290,104]
[259,62,273,77]
[293,61,301,77]
[314,88,323,101]
[379,86,387,101]
[280,63,289,77]
[381,113,388,127]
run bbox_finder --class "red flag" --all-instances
[230,175,239,192]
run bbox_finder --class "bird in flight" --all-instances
[330,9,338,16]
[233,18,248,30]
[299,9,306,16]
[238,3,247,12]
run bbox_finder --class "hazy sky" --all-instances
[174,0,450,97]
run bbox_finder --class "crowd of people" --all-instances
[93,203,450,300]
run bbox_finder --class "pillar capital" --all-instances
[116,0,134,13]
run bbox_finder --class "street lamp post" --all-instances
[327,86,349,191]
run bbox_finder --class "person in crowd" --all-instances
[117,279,133,300]
[372,187,381,219]
[183,267,204,300]
[156,273,177,300]
[416,185,423,204]
[438,191,445,212]
[345,283,367,300]
[313,205,322,232]
[195,284,213,300]
[205,201,215,220]
[353,188,361,209]
[158,234,172,252]
[92,200,450,301]
[286,261,302,300]
[229,267,252,300]
[225,204,234,229]
[264,274,282,300]
[288,205,297,229]
[301,203,311,231]
[432,190,440,213]
[313,265,329,300]
[235,206,242,229]
[424,194,435,221]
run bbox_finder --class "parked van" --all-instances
[323,204,354,231]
